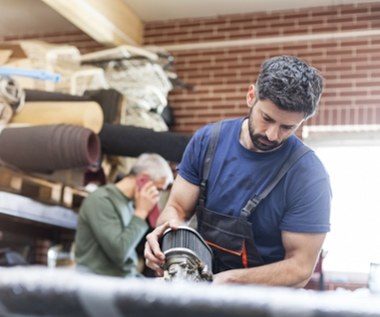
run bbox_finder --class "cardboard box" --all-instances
[0,43,35,88]
[0,50,12,65]
[0,43,27,64]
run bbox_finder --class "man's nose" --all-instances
[266,125,280,141]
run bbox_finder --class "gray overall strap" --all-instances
[198,121,222,207]
[240,144,312,218]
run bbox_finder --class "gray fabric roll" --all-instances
[0,266,378,317]
[0,124,100,173]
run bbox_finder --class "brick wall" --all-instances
[144,2,380,134]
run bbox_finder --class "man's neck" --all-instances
[115,177,134,200]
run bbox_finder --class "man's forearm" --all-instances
[213,258,312,287]
[156,204,188,226]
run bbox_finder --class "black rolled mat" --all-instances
[99,123,191,162]
[0,124,100,173]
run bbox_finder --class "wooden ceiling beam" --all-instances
[41,0,143,46]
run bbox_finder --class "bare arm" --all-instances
[213,231,326,287]
[156,175,199,225]
[144,175,200,275]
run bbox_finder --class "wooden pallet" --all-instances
[62,186,88,211]
[0,165,62,205]
[0,165,89,211]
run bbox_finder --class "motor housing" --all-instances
[161,226,213,282]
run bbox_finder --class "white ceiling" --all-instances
[0,0,78,36]
[0,0,375,37]
[122,0,375,22]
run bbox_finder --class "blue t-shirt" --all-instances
[177,117,331,263]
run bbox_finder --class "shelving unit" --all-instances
[0,189,78,265]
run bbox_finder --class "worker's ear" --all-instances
[246,84,256,108]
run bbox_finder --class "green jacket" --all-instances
[74,184,149,277]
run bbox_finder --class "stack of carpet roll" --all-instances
[0,88,110,175]
[0,87,191,177]
[0,82,192,235]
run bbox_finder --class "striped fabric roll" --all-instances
[0,124,100,173]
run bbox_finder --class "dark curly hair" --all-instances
[255,55,323,119]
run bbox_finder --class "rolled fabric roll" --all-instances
[99,123,191,163]
[10,101,104,133]
[25,88,122,124]
[0,124,100,173]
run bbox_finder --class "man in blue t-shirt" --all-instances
[144,55,331,287]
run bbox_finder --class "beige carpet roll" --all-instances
[10,101,104,133]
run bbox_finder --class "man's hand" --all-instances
[144,220,180,276]
[144,175,200,276]
[212,232,326,287]
[134,180,159,220]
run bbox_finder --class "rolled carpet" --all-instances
[99,123,191,163]
[24,88,122,124]
[0,124,100,173]
[10,101,104,133]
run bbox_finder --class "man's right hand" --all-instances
[134,180,159,220]
[144,220,180,276]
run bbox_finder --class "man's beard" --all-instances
[248,114,281,152]
[250,132,280,151]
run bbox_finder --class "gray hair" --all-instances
[255,55,324,119]
[130,153,173,185]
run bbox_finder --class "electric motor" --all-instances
[161,226,213,282]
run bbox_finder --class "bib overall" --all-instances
[196,121,310,273]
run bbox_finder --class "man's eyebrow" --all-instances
[281,123,297,129]
[262,112,297,129]
[262,112,274,121]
